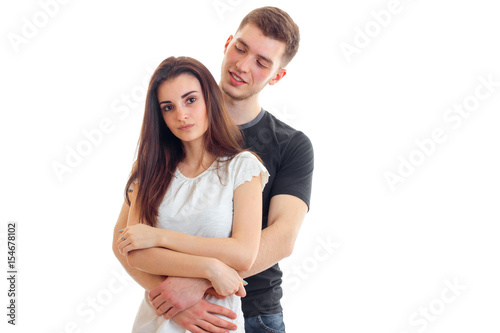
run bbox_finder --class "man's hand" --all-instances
[149,276,211,319]
[172,298,238,333]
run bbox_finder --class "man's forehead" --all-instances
[233,24,286,64]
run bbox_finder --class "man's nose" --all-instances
[236,54,251,73]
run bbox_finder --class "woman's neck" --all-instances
[179,140,215,178]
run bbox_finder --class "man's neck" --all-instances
[223,94,262,126]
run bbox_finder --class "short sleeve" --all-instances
[270,131,314,210]
[231,151,269,191]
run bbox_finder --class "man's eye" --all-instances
[257,61,268,68]
[235,45,244,53]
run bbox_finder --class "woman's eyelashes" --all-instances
[162,104,173,112]
[161,96,196,112]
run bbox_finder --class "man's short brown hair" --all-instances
[236,6,300,67]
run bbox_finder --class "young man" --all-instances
[112,7,313,333]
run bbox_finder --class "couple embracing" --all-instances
[113,6,314,333]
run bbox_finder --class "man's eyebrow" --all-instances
[159,90,198,104]
[236,38,274,65]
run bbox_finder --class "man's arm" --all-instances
[170,194,307,331]
[150,194,306,318]
[239,131,314,277]
[240,194,307,278]
[151,132,313,321]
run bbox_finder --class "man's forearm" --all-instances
[241,195,307,279]
[112,201,165,291]
[240,222,289,279]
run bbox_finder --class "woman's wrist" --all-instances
[203,257,220,282]
[157,228,170,248]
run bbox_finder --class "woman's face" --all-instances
[157,73,209,145]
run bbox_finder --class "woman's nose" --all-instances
[176,107,189,121]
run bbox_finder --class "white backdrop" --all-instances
[1,0,499,332]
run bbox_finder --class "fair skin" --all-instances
[112,23,308,332]
[114,73,264,329]
[112,203,240,332]
[219,23,287,125]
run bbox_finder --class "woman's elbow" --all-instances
[234,252,258,272]
[235,262,252,272]
[112,241,121,259]
[126,250,140,269]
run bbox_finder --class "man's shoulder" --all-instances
[242,109,313,157]
[260,110,311,143]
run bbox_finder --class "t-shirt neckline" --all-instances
[175,160,218,181]
[238,108,266,130]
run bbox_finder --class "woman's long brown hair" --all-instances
[125,56,245,227]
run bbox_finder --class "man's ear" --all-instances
[269,68,287,86]
[224,35,234,54]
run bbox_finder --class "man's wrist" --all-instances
[166,275,212,291]
[199,277,212,291]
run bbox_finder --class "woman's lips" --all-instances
[178,124,194,131]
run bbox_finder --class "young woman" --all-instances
[116,56,268,332]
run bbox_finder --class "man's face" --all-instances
[220,23,287,102]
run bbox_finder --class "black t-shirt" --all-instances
[239,109,314,317]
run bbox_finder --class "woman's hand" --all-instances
[116,224,161,255]
[206,259,247,298]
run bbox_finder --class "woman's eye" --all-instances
[163,105,173,111]
[187,97,196,104]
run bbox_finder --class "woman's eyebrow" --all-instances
[181,90,197,98]
[159,90,198,104]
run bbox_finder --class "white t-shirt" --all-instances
[131,151,269,333]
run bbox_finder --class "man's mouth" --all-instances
[230,72,246,83]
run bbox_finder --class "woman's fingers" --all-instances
[205,287,225,299]
[116,225,158,255]
[235,282,246,298]
[116,228,133,255]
